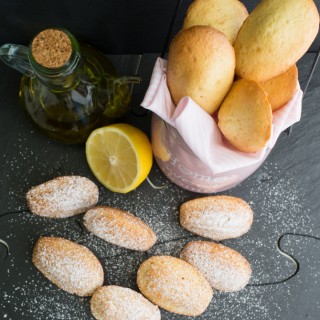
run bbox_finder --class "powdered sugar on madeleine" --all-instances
[137,255,213,316]
[180,241,252,292]
[26,176,99,218]
[32,237,104,297]
[83,206,157,251]
[90,286,161,320]
[180,195,253,240]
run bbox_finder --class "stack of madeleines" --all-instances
[28,176,254,318]
[167,0,319,153]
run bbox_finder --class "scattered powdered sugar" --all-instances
[1,274,93,320]
[0,212,95,319]
[1,161,320,319]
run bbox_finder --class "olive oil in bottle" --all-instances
[7,28,140,143]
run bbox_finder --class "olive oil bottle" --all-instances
[1,28,140,143]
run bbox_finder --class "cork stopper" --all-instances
[31,29,72,68]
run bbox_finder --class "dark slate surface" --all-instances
[0,0,180,54]
[0,0,319,54]
[1,1,320,320]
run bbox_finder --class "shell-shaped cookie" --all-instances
[183,0,248,44]
[32,237,104,296]
[90,285,161,320]
[234,0,319,82]
[180,195,253,241]
[218,79,272,153]
[137,255,213,316]
[180,241,252,292]
[26,176,99,218]
[167,25,235,115]
[83,206,157,251]
[260,65,298,111]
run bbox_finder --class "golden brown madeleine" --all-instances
[26,176,99,218]
[180,241,252,292]
[183,0,249,44]
[137,255,213,316]
[234,0,319,82]
[90,286,161,320]
[260,65,298,111]
[180,195,253,241]
[83,206,157,251]
[32,237,104,296]
[218,79,272,153]
[167,25,235,115]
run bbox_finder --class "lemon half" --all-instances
[86,123,153,193]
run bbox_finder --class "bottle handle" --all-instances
[0,44,34,77]
[103,75,141,118]
[114,75,141,86]
[114,75,141,95]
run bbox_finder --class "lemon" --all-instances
[86,123,153,193]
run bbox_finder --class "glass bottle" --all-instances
[0,28,140,143]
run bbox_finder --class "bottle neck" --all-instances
[28,28,83,91]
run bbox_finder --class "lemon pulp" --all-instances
[86,123,153,193]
